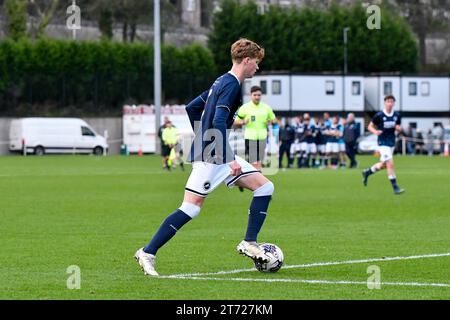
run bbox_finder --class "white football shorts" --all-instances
[307,143,317,154]
[184,155,259,197]
[299,142,308,152]
[290,142,301,155]
[317,144,326,154]
[378,146,394,162]
[325,142,339,154]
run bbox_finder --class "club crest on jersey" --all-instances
[203,181,211,190]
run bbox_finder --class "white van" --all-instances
[9,118,108,155]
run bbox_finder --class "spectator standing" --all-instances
[278,118,295,169]
[343,113,360,168]
[158,117,171,170]
[236,85,276,171]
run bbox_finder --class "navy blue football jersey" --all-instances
[371,111,401,147]
[185,72,242,164]
[315,123,327,145]
[294,123,307,142]
[305,124,316,144]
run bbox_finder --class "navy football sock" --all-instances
[244,195,271,242]
[144,209,191,255]
[365,165,379,176]
[389,176,398,189]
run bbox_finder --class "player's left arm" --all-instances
[162,129,170,147]
[395,114,402,132]
[337,124,344,137]
[212,82,241,164]
[267,107,276,125]
[185,90,209,130]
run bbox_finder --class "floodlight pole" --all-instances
[343,27,350,112]
[343,27,350,75]
[154,0,162,154]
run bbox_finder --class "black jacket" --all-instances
[279,124,296,143]
[343,121,360,144]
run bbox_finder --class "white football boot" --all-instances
[236,240,269,263]
[134,248,159,276]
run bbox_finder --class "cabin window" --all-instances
[260,80,267,94]
[352,81,361,95]
[383,81,392,95]
[421,81,430,96]
[409,82,417,96]
[243,80,252,95]
[272,80,281,95]
[325,81,335,95]
[82,126,95,137]
[257,3,269,14]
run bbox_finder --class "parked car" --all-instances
[9,118,108,155]
[357,133,378,154]
[444,126,450,142]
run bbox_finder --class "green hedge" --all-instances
[0,39,217,116]
[209,0,418,74]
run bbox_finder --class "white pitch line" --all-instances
[0,171,171,177]
[166,252,450,278]
[158,275,450,288]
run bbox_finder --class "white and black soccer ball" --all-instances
[254,243,284,273]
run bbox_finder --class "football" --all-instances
[254,243,284,273]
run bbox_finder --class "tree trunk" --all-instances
[419,32,427,68]
[123,22,128,42]
[130,22,136,42]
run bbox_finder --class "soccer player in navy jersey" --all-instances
[362,95,405,195]
[134,39,274,276]
[302,113,317,168]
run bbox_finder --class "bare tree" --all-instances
[28,0,60,38]
[390,0,450,68]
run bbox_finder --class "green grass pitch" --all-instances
[0,154,449,299]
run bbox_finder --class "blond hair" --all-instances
[230,38,265,63]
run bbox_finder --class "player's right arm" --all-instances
[368,113,383,136]
[185,90,209,130]
[236,103,248,125]
[368,122,382,136]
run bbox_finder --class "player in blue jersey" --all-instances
[290,115,311,169]
[362,95,405,195]
[325,115,343,169]
[134,39,274,276]
[337,117,346,168]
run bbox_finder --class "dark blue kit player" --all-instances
[362,95,405,195]
[134,39,276,276]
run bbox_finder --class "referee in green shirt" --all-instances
[236,85,276,171]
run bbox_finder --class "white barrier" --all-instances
[400,136,449,156]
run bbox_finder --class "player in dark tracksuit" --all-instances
[278,119,295,168]
[343,113,360,168]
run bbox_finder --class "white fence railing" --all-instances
[400,136,449,156]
